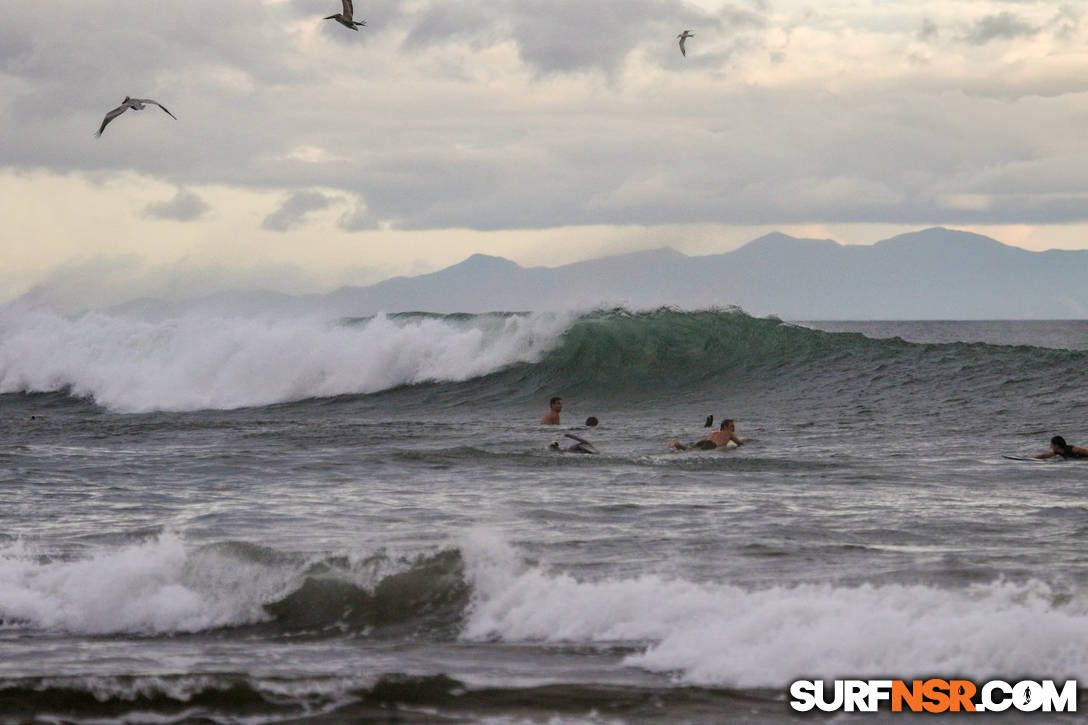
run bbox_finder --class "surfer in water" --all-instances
[540,397,562,425]
[668,419,748,451]
[549,433,598,454]
[1035,435,1088,459]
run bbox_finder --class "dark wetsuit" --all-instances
[1058,446,1088,459]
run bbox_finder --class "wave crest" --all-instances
[2,304,1083,412]
[0,304,575,412]
[6,533,1088,687]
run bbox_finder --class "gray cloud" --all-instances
[396,0,753,76]
[402,2,495,50]
[918,17,939,41]
[262,191,333,232]
[0,24,32,66]
[338,80,1088,229]
[338,203,380,232]
[1049,4,1083,40]
[508,0,716,76]
[144,189,209,221]
[963,12,1039,44]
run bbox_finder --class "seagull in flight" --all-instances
[677,30,694,56]
[96,96,177,137]
[325,0,366,30]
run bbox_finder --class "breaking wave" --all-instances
[4,533,1088,688]
[0,303,1083,413]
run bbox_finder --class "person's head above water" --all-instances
[1052,435,1069,451]
[540,396,563,424]
[585,416,598,427]
[720,419,735,431]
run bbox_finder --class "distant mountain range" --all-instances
[120,227,1088,319]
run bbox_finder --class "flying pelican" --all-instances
[96,96,177,137]
[677,30,694,56]
[324,0,366,30]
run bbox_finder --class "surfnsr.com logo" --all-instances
[789,679,1077,713]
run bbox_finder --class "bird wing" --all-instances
[342,0,353,19]
[95,103,129,137]
[137,98,178,120]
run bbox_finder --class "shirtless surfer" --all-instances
[540,397,562,425]
[668,419,748,451]
[1035,435,1088,459]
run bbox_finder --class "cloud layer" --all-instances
[1,0,1086,237]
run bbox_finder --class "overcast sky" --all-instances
[2,0,1087,308]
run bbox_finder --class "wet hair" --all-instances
[719,419,734,431]
[550,397,562,406]
[585,416,598,426]
[1052,436,1068,449]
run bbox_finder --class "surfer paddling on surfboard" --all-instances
[1035,435,1088,459]
[668,418,747,451]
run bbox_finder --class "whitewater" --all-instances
[0,304,579,412]
[2,303,1087,723]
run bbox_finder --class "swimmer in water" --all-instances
[540,397,562,425]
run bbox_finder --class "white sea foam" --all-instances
[0,533,286,634]
[10,528,1087,684]
[459,532,1088,687]
[0,303,576,412]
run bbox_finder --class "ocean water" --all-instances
[1,304,1087,723]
